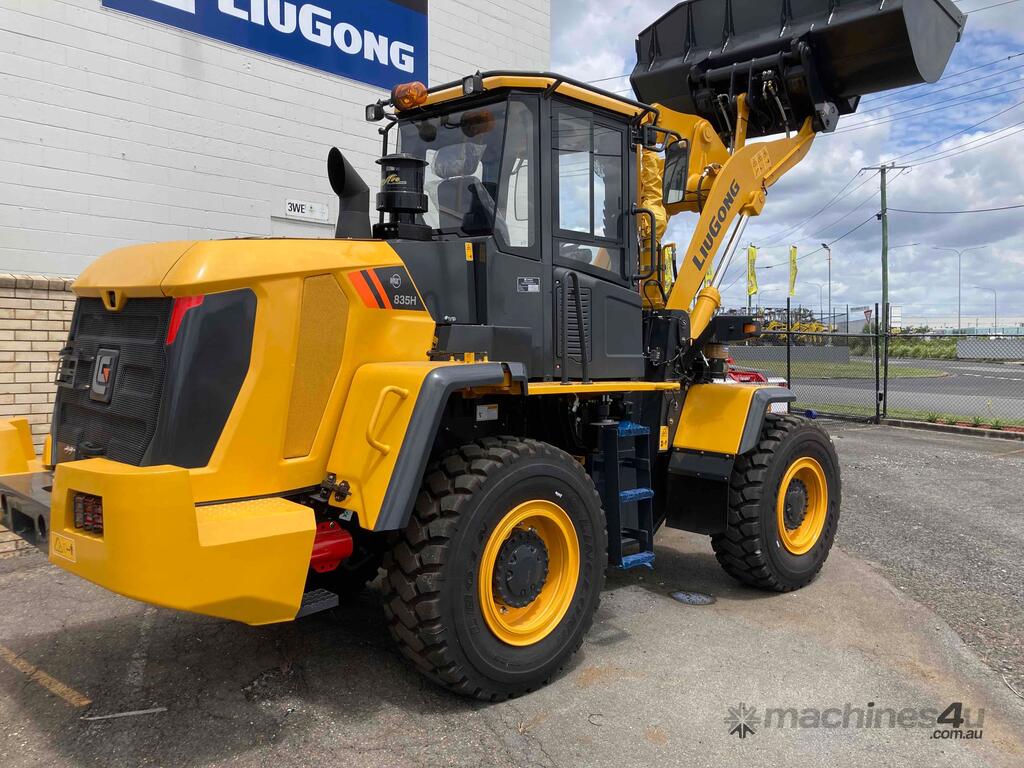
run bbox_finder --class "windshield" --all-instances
[397,98,536,247]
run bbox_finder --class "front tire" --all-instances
[711,414,841,592]
[382,437,606,700]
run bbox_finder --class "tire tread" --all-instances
[710,414,839,592]
[382,436,605,700]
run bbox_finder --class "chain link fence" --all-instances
[885,334,1024,431]
[727,303,1024,433]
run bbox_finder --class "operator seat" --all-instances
[433,144,508,239]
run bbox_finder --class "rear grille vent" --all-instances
[53,298,172,466]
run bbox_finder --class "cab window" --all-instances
[497,98,538,251]
[398,101,509,236]
[553,106,627,278]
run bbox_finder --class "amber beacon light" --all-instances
[391,81,428,110]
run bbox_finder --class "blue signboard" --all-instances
[102,0,429,90]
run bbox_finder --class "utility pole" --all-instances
[862,163,909,338]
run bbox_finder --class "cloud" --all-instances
[553,1,1024,328]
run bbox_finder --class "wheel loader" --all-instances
[0,0,964,699]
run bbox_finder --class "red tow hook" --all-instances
[310,521,354,573]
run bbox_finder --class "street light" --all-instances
[805,281,825,324]
[971,286,997,332]
[933,245,987,334]
[820,243,832,331]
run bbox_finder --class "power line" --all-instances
[890,203,1024,214]
[959,0,1022,11]
[815,170,909,236]
[891,98,1024,160]
[862,52,1024,105]
[836,81,1024,133]
[724,169,912,295]
[722,215,878,293]
[782,170,907,249]
[757,170,875,246]
[589,73,631,85]
[906,122,1024,166]
[899,119,1024,165]
[853,61,1024,116]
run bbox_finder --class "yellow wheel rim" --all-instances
[776,457,828,556]
[479,500,580,647]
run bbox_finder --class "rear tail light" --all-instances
[166,295,204,345]
[73,493,103,535]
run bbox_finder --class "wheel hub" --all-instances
[783,479,809,530]
[493,528,549,608]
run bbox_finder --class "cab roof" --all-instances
[389,71,657,122]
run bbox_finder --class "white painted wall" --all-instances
[0,0,551,274]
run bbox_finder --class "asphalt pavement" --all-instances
[793,359,1024,421]
[830,421,1024,697]
[1,424,1022,767]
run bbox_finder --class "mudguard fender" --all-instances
[326,361,526,531]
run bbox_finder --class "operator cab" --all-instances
[361,76,658,382]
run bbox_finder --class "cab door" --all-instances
[547,101,644,380]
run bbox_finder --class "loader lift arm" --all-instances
[650,97,816,338]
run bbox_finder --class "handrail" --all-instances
[560,271,591,385]
[631,205,661,282]
[366,386,410,455]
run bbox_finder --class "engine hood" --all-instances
[73,238,394,298]
[74,241,197,300]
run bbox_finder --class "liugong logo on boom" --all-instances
[691,179,742,271]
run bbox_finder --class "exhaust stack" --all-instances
[327,147,371,239]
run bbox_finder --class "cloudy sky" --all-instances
[552,0,1024,329]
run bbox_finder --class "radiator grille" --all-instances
[53,298,172,466]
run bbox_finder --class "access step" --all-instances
[620,551,655,570]
[617,421,650,438]
[296,588,339,618]
[619,487,655,503]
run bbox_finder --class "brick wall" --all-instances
[0,273,75,451]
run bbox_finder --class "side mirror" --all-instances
[662,140,690,206]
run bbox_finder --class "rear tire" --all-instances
[382,437,606,700]
[711,414,841,592]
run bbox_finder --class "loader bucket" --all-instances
[631,0,967,138]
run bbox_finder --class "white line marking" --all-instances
[80,707,167,721]
[962,373,1024,382]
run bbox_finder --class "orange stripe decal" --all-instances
[348,271,380,308]
[366,270,393,309]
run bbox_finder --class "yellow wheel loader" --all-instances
[0,0,964,699]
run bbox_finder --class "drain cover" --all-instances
[669,590,716,606]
